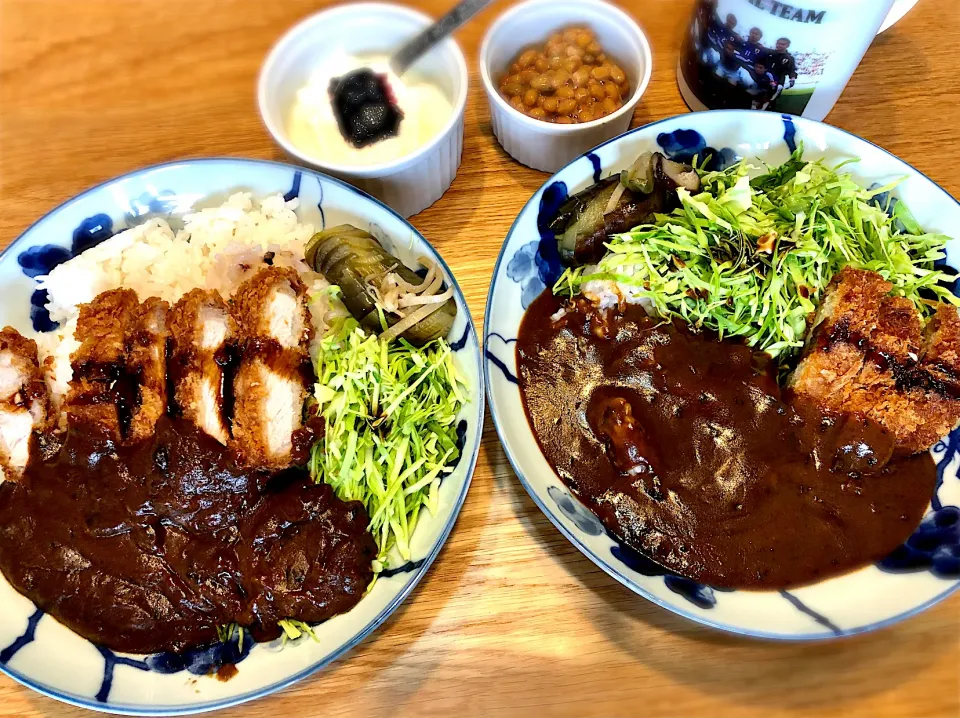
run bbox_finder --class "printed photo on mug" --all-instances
[677,0,914,120]
[681,0,825,115]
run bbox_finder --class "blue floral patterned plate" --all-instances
[484,110,960,640]
[0,158,483,713]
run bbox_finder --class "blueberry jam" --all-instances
[329,68,404,148]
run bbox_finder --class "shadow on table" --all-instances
[283,422,503,706]
[490,438,956,712]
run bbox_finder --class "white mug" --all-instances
[677,0,920,120]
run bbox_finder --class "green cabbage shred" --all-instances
[308,316,466,566]
[555,147,958,361]
[277,619,319,643]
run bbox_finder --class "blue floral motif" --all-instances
[879,508,960,578]
[449,324,471,351]
[379,558,427,578]
[506,241,547,308]
[484,333,518,384]
[17,245,71,279]
[454,419,468,459]
[534,181,568,286]
[779,590,842,635]
[144,628,255,678]
[0,609,256,704]
[284,170,302,202]
[18,212,116,332]
[657,129,737,171]
[548,486,602,536]
[92,629,255,703]
[879,430,960,579]
[72,213,114,256]
[123,190,178,226]
[28,289,57,333]
[586,152,602,183]
[0,607,43,664]
[782,115,798,153]
[610,538,717,609]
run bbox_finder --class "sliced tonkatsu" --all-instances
[789,267,960,454]
[64,288,142,440]
[0,329,51,480]
[126,297,170,442]
[0,269,315,472]
[230,266,313,468]
[168,289,235,445]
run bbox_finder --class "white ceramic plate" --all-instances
[0,158,483,714]
[484,110,960,640]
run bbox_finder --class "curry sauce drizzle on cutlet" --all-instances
[64,288,145,441]
[64,290,170,444]
[229,266,314,468]
[49,270,315,467]
[789,266,960,454]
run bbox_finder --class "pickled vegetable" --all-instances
[306,225,457,345]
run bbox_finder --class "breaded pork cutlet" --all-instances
[65,289,169,442]
[230,267,312,468]
[789,267,960,454]
[126,297,170,442]
[168,289,235,445]
[65,289,140,438]
[0,329,51,480]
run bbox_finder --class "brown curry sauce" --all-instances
[0,417,376,654]
[516,292,935,590]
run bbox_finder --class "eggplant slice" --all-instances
[548,152,701,267]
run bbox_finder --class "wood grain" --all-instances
[2,0,960,716]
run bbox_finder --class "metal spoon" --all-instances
[390,0,495,76]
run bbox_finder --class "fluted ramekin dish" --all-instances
[479,0,652,174]
[259,2,468,217]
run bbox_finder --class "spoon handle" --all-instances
[390,0,496,76]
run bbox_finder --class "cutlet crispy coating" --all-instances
[922,304,960,377]
[815,267,891,338]
[126,298,169,442]
[230,268,312,468]
[790,267,960,454]
[0,328,52,479]
[71,289,140,369]
[65,290,141,437]
[66,290,171,442]
[168,289,234,444]
[874,295,923,361]
[231,266,311,347]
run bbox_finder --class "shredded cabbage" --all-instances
[308,317,466,565]
[555,147,958,361]
[277,619,319,643]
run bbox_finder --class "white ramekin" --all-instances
[258,3,468,218]
[480,0,652,174]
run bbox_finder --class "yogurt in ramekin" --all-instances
[287,52,454,167]
[259,4,467,218]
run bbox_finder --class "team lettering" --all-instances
[747,0,826,23]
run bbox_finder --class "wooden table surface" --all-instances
[2,0,960,716]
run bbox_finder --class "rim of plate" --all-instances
[0,157,485,715]
[483,109,960,641]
